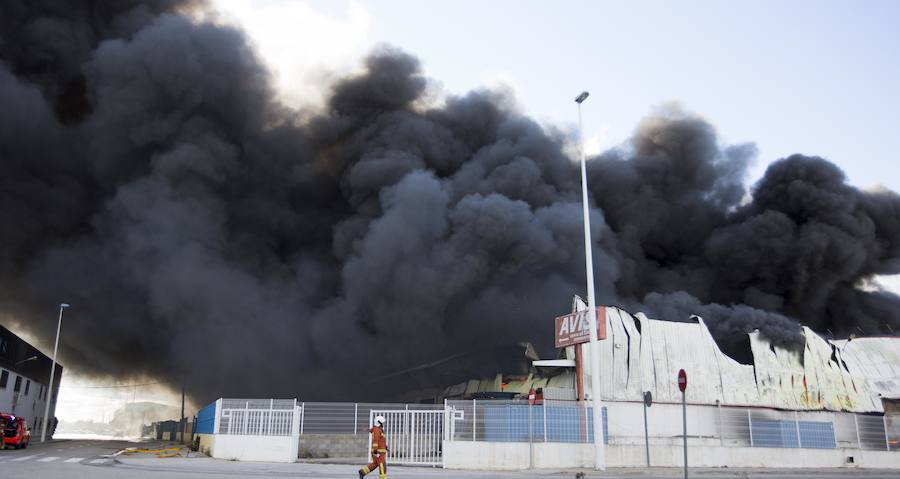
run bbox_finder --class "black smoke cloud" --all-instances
[1,1,898,402]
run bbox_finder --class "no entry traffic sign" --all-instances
[678,369,687,393]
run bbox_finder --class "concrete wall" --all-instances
[608,443,900,469]
[443,440,900,470]
[443,441,529,470]
[208,434,299,463]
[198,434,214,456]
[180,421,195,445]
[298,434,368,459]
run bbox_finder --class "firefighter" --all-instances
[358,415,389,479]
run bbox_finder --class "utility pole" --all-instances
[180,380,186,442]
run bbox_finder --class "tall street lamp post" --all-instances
[41,302,69,443]
[576,91,606,470]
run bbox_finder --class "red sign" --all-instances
[678,369,687,392]
[554,306,607,348]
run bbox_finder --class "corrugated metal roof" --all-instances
[577,301,892,413]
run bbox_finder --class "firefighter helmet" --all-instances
[375,415,386,426]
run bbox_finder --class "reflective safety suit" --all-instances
[359,425,388,479]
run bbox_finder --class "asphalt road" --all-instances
[1,439,897,478]
[0,438,125,478]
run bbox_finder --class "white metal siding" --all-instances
[584,306,888,413]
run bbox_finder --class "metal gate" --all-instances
[369,409,445,467]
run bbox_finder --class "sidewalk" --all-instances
[111,455,900,478]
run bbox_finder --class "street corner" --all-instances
[112,444,200,460]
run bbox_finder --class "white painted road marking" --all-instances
[65,457,84,463]
[90,458,108,464]
[38,457,60,462]
[10,454,40,461]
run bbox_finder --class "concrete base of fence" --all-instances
[444,441,529,470]
[443,441,900,470]
[609,443,900,469]
[298,434,368,459]
[207,434,299,463]
[198,434,214,456]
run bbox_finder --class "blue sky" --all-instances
[215,0,900,192]
[356,0,900,192]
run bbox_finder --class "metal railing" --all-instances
[441,398,898,453]
[217,398,299,436]
[446,399,607,443]
[371,408,445,466]
[207,398,898,454]
[297,402,444,435]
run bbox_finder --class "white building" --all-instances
[0,324,62,436]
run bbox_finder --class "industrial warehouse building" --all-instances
[437,302,900,469]
[0,324,63,436]
[183,301,900,469]
[446,303,899,413]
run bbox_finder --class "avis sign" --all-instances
[554,306,607,348]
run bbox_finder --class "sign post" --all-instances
[554,307,607,348]
[642,391,652,467]
[678,369,688,479]
[555,306,607,448]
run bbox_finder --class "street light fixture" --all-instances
[41,302,69,443]
[575,91,606,470]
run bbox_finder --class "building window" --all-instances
[25,379,30,395]
[14,375,22,392]
[0,370,8,388]
[0,338,8,354]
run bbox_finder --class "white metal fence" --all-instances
[205,398,897,466]
[446,399,607,443]
[370,409,445,466]
[209,398,898,452]
[297,402,445,435]
[292,399,898,453]
[216,398,300,436]
[443,399,899,453]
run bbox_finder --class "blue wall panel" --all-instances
[798,421,836,449]
[194,401,218,434]
[482,405,607,444]
[751,419,835,449]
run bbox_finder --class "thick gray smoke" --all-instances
[1,1,898,402]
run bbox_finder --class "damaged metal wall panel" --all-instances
[700,318,757,406]
[805,329,879,412]
[750,331,807,410]
[833,338,900,400]
[602,307,640,401]
[593,306,887,413]
[617,310,644,399]
[636,315,723,404]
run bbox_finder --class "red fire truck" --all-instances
[1,413,30,449]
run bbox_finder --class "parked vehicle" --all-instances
[1,413,30,449]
